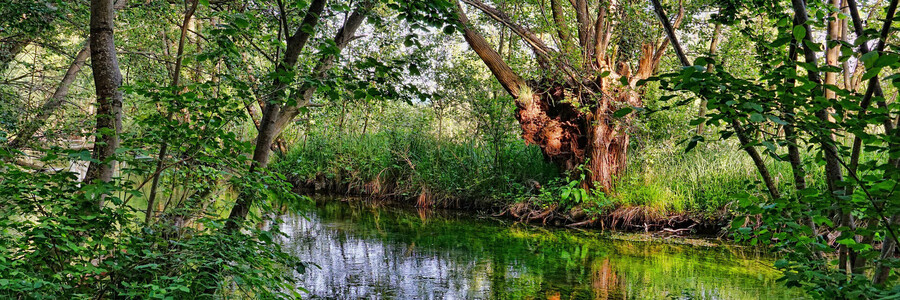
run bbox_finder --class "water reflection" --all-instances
[279,201,803,299]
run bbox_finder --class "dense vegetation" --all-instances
[1,0,899,298]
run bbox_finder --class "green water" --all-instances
[278,201,804,299]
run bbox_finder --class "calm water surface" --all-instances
[278,201,803,299]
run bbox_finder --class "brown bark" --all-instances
[227,0,361,228]
[549,0,575,55]
[649,0,689,67]
[847,0,895,189]
[7,44,90,150]
[84,0,125,185]
[874,215,899,284]
[593,0,617,66]
[783,16,816,239]
[274,5,373,134]
[733,120,782,199]
[457,0,673,192]
[823,0,853,272]
[455,1,526,98]
[461,0,557,68]
[573,0,592,63]
[789,0,844,198]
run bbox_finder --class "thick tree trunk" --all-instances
[83,0,124,185]
[513,83,637,192]
[587,113,630,191]
[457,0,681,193]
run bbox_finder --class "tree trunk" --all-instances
[226,0,360,229]
[696,22,721,135]
[873,215,899,284]
[7,44,90,150]
[457,0,680,193]
[83,0,124,185]
[512,82,638,192]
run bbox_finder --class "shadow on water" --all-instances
[278,199,805,299]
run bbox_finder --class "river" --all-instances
[278,201,803,299]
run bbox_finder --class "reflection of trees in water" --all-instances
[278,201,802,299]
[592,258,625,300]
[279,212,497,298]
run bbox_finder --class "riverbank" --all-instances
[272,132,785,234]
[288,182,731,235]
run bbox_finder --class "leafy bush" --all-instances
[0,147,306,299]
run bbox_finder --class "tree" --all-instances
[6,44,90,150]
[83,0,124,185]
[454,0,684,192]
[226,0,372,227]
[653,0,900,295]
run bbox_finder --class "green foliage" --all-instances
[274,111,560,206]
[0,151,304,298]
[531,165,612,212]
[0,75,307,298]
[649,0,900,297]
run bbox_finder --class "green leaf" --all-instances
[860,51,879,67]
[767,115,788,125]
[875,54,899,68]
[750,113,766,123]
[861,67,882,81]
[233,17,250,29]
[685,139,698,153]
[613,107,633,118]
[793,25,806,41]
[836,238,857,246]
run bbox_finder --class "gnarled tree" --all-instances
[455,0,683,192]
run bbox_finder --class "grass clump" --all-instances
[274,126,560,207]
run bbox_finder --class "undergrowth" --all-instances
[274,126,833,217]
[273,128,560,207]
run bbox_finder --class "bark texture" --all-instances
[227,0,373,227]
[457,0,680,192]
[83,0,124,185]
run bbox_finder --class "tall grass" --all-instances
[616,139,829,215]
[273,128,560,207]
[274,97,846,216]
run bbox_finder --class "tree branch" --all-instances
[461,0,556,63]
[453,0,527,99]
[649,0,689,67]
